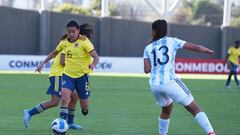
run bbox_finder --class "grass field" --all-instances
[0,73,240,135]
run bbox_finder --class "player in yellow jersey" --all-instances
[58,20,99,121]
[23,22,94,130]
[225,40,240,88]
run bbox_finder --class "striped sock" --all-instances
[60,107,68,121]
[68,109,75,124]
[28,104,45,116]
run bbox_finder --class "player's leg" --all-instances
[225,64,234,88]
[80,98,89,116]
[68,91,82,129]
[76,74,91,116]
[60,88,72,120]
[159,103,173,135]
[23,76,61,128]
[150,85,173,135]
[173,78,215,134]
[231,64,240,87]
[167,78,215,134]
[26,94,60,117]
[233,73,240,87]
[184,101,216,135]
[60,74,75,121]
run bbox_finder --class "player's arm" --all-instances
[35,49,59,73]
[60,53,66,66]
[144,58,151,74]
[82,37,99,70]
[183,42,214,55]
[89,50,99,70]
[224,53,230,63]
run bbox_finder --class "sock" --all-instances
[195,112,214,134]
[60,107,68,121]
[68,109,75,124]
[159,117,170,135]
[28,104,45,116]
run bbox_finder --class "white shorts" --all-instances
[150,78,194,107]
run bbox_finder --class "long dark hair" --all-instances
[79,23,93,41]
[151,19,167,43]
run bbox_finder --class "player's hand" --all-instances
[226,61,232,69]
[206,49,214,56]
[35,64,44,73]
[89,64,95,70]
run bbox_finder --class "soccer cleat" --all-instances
[82,109,88,116]
[208,132,216,135]
[68,123,82,130]
[225,85,231,89]
[23,110,31,128]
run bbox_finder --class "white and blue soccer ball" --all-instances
[51,118,69,135]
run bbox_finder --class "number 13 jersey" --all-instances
[143,37,186,86]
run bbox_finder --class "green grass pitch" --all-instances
[0,73,240,135]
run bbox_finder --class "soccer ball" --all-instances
[51,118,69,135]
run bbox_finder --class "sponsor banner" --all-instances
[0,55,52,71]
[175,58,236,74]
[94,57,143,73]
[0,55,143,73]
[0,55,236,74]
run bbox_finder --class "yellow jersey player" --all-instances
[23,22,94,130]
[225,40,240,88]
[58,19,99,121]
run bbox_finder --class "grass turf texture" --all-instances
[0,73,239,135]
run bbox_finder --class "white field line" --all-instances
[0,71,229,80]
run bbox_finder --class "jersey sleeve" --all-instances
[56,41,64,52]
[173,37,186,49]
[83,38,94,52]
[143,46,149,58]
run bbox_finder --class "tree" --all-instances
[231,3,240,26]
[91,0,120,16]
[193,1,223,25]
[53,3,92,16]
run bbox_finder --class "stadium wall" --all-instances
[0,7,239,59]
[0,6,39,54]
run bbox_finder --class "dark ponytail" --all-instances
[79,23,93,41]
[151,19,167,43]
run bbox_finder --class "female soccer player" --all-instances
[23,22,94,130]
[57,19,99,122]
[224,40,240,88]
[143,19,216,135]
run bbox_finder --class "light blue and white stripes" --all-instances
[143,37,186,86]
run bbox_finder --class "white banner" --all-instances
[0,55,144,73]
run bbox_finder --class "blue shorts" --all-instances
[62,74,90,99]
[47,76,62,97]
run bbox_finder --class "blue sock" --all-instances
[60,107,68,121]
[28,104,45,116]
[68,109,75,124]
